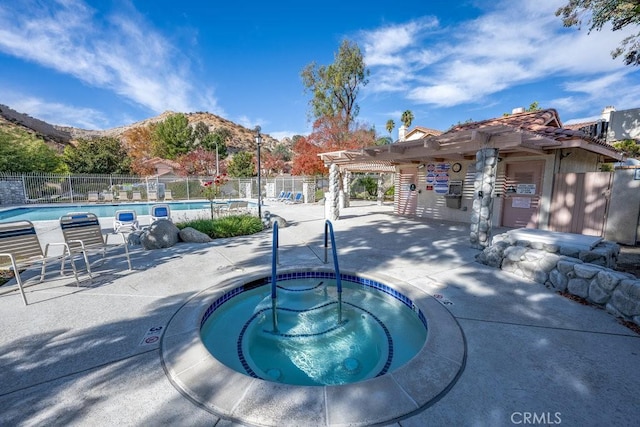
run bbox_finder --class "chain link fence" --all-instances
[0,173,328,206]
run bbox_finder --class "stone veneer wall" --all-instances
[476,232,640,327]
[0,180,25,205]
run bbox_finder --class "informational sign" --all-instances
[516,184,536,194]
[434,184,449,194]
[435,173,449,183]
[512,197,531,208]
[140,326,164,346]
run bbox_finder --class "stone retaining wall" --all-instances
[476,232,640,326]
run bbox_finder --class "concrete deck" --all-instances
[0,202,638,426]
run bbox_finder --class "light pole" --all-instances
[255,126,262,219]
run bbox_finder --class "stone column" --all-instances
[327,163,340,221]
[302,179,316,204]
[339,170,351,209]
[470,148,499,249]
[377,173,384,205]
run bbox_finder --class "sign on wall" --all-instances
[512,197,531,208]
[516,184,536,194]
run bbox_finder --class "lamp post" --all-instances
[255,126,262,219]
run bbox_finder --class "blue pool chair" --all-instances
[151,204,172,222]
[113,210,139,232]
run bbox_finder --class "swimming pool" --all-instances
[0,201,251,221]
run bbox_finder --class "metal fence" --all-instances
[0,173,328,206]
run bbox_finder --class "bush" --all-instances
[176,214,263,238]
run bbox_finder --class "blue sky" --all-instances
[1,0,639,141]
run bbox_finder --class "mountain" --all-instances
[0,104,282,153]
[0,104,72,150]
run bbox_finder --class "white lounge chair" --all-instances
[164,190,173,201]
[150,204,171,222]
[132,191,142,202]
[88,192,99,203]
[113,210,139,233]
[60,212,132,277]
[0,220,81,305]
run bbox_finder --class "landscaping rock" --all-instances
[179,227,213,243]
[140,219,180,250]
[262,211,287,229]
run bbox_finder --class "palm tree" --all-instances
[401,110,414,128]
[385,119,395,135]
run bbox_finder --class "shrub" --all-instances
[176,214,263,238]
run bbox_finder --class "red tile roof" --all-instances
[444,108,614,148]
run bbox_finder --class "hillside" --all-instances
[0,104,71,151]
[0,104,281,154]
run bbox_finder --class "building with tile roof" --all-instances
[320,108,639,245]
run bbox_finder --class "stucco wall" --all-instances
[605,168,640,245]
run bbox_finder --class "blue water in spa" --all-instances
[200,277,427,386]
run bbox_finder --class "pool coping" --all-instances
[160,267,466,426]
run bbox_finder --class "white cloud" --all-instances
[361,17,439,67]
[2,89,109,129]
[359,0,639,111]
[0,0,220,115]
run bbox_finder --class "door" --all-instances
[395,167,418,216]
[502,161,544,228]
[549,172,612,236]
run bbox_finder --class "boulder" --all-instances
[179,227,213,243]
[140,219,180,250]
[262,211,287,229]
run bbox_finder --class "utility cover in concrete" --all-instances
[507,228,602,251]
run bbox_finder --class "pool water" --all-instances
[200,276,428,386]
[0,201,250,221]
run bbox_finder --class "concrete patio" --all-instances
[0,201,638,426]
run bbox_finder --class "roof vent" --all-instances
[511,107,526,114]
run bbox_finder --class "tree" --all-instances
[226,151,255,177]
[291,136,327,176]
[385,119,395,135]
[375,136,393,145]
[192,121,210,145]
[153,113,194,159]
[0,128,67,173]
[272,143,292,162]
[122,125,156,175]
[63,137,131,174]
[556,0,640,65]
[301,39,370,130]
[176,147,218,176]
[201,127,229,159]
[261,149,290,176]
[527,101,541,111]
[401,110,414,128]
[613,139,640,158]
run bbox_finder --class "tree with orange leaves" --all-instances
[291,116,375,176]
[121,125,156,175]
[176,147,218,176]
[291,135,326,176]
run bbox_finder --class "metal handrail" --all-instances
[324,220,343,324]
[271,221,279,332]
